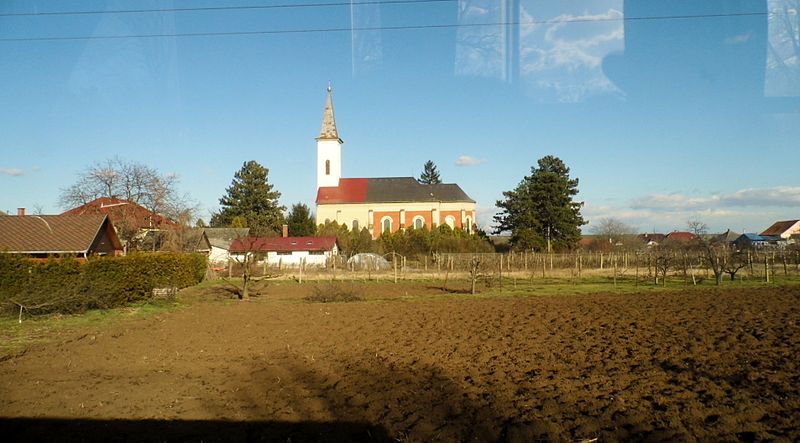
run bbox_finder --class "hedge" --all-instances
[0,253,206,316]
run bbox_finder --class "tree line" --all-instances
[59,155,591,254]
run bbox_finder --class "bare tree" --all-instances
[687,219,709,237]
[651,245,676,286]
[703,241,728,285]
[589,217,638,249]
[60,158,193,219]
[468,255,488,294]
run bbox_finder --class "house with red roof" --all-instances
[760,220,800,240]
[313,87,476,239]
[665,231,698,243]
[229,235,338,267]
[62,197,176,231]
[62,197,177,250]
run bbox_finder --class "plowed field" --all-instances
[1,284,799,442]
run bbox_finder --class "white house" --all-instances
[203,228,250,264]
[760,220,800,240]
[229,236,339,267]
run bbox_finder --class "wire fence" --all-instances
[213,249,800,286]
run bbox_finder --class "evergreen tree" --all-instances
[494,155,585,251]
[418,160,442,184]
[211,161,285,236]
[286,203,316,237]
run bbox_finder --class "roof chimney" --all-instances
[282,224,289,238]
[17,208,25,216]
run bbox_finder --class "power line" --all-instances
[0,11,769,43]
[0,0,457,17]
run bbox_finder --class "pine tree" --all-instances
[286,203,317,237]
[211,160,285,236]
[418,160,442,184]
[494,156,585,251]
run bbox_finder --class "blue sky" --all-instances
[1,0,798,234]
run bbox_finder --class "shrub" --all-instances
[0,253,207,317]
[306,282,364,303]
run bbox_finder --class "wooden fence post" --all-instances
[299,258,304,284]
[393,253,398,284]
[499,254,503,292]
[765,255,770,283]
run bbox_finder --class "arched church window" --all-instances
[325,159,330,175]
[465,217,472,233]
[382,217,392,234]
[445,215,456,229]
[352,220,359,231]
[413,216,424,230]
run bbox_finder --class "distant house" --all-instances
[140,228,212,254]
[638,233,666,247]
[62,197,180,253]
[760,220,800,240]
[734,233,780,249]
[229,236,339,267]
[203,228,250,264]
[713,229,741,244]
[62,197,176,231]
[665,231,698,243]
[0,213,123,258]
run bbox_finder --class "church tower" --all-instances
[316,84,342,190]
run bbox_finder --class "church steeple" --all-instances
[317,83,342,142]
[316,84,343,190]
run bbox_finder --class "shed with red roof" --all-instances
[229,236,338,267]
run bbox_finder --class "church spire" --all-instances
[317,83,341,141]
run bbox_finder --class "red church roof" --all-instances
[316,178,368,204]
[229,236,338,253]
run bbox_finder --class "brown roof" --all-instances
[140,228,211,253]
[760,220,800,237]
[203,227,250,249]
[62,197,176,230]
[0,214,121,254]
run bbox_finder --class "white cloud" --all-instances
[455,155,484,167]
[631,186,800,211]
[583,186,800,233]
[0,168,25,177]
[725,32,752,45]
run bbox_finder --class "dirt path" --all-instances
[1,285,799,442]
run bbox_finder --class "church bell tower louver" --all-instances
[316,84,342,190]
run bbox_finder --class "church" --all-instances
[314,87,476,239]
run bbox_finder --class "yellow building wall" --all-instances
[317,201,476,239]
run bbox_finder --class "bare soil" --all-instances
[1,283,799,442]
